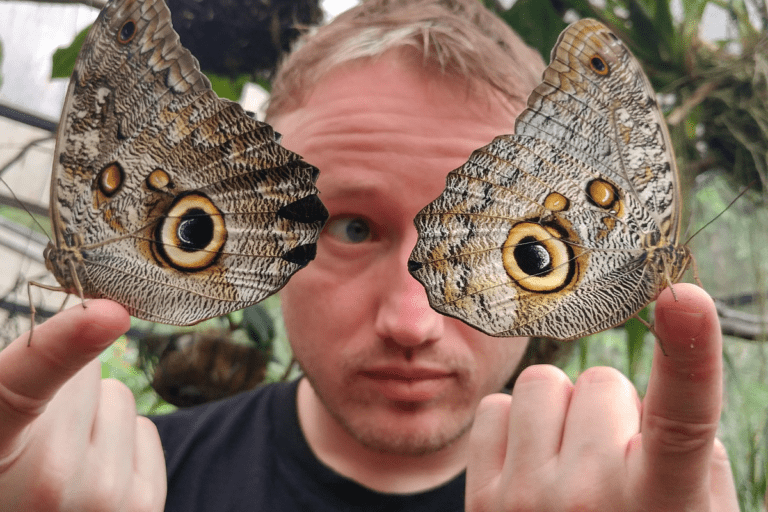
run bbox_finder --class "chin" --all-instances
[340,404,473,456]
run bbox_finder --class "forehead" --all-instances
[270,50,525,203]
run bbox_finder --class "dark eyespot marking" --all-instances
[277,194,329,224]
[117,20,137,44]
[502,222,576,293]
[176,208,214,252]
[514,237,552,276]
[589,55,609,75]
[154,193,226,272]
[408,260,424,273]
[98,163,124,197]
[282,243,317,267]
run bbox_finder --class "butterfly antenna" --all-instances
[684,179,759,245]
[0,175,53,243]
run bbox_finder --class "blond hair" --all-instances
[266,0,545,119]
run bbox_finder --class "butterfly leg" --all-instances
[634,313,668,357]
[689,253,704,288]
[27,280,70,347]
[66,258,87,310]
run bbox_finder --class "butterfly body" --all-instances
[409,19,690,340]
[41,0,328,325]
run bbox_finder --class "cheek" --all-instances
[457,324,529,391]
[279,268,370,357]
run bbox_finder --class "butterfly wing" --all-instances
[49,0,328,324]
[409,19,682,339]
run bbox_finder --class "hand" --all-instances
[0,300,166,512]
[466,283,738,511]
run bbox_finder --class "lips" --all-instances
[362,366,452,380]
[359,366,454,402]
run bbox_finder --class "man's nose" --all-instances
[373,241,445,350]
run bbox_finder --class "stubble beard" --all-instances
[301,370,475,456]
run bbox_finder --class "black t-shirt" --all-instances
[150,379,465,511]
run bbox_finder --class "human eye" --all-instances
[325,216,372,244]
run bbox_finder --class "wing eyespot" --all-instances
[117,20,137,44]
[589,54,609,75]
[154,193,227,272]
[502,222,576,293]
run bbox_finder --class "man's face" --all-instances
[272,51,529,455]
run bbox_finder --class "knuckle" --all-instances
[127,473,166,512]
[28,477,67,511]
[577,365,625,384]
[0,380,48,419]
[644,412,718,454]
[100,379,137,414]
[78,472,124,512]
[711,437,731,464]
[126,490,162,512]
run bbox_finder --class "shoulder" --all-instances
[148,380,302,511]
[149,379,298,465]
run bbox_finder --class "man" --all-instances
[0,0,738,510]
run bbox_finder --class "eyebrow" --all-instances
[320,174,389,201]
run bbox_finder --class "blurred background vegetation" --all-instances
[0,0,766,509]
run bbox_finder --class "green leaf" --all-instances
[52,26,90,79]
[623,307,649,383]
[205,72,251,101]
[497,0,568,62]
[650,0,675,45]
[241,303,275,350]
[626,0,666,62]
[680,0,710,40]
[253,75,272,93]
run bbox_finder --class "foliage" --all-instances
[51,26,88,79]
[51,25,249,100]
[204,72,251,101]
[492,0,768,195]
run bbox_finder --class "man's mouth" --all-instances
[359,366,454,402]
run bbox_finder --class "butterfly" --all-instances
[35,0,328,329]
[408,18,691,341]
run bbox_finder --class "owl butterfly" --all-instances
[31,0,328,334]
[408,19,691,342]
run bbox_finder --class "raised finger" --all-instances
[637,284,722,509]
[0,300,129,448]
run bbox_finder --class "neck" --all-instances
[296,378,467,494]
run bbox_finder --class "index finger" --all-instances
[0,300,129,444]
[639,283,722,507]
